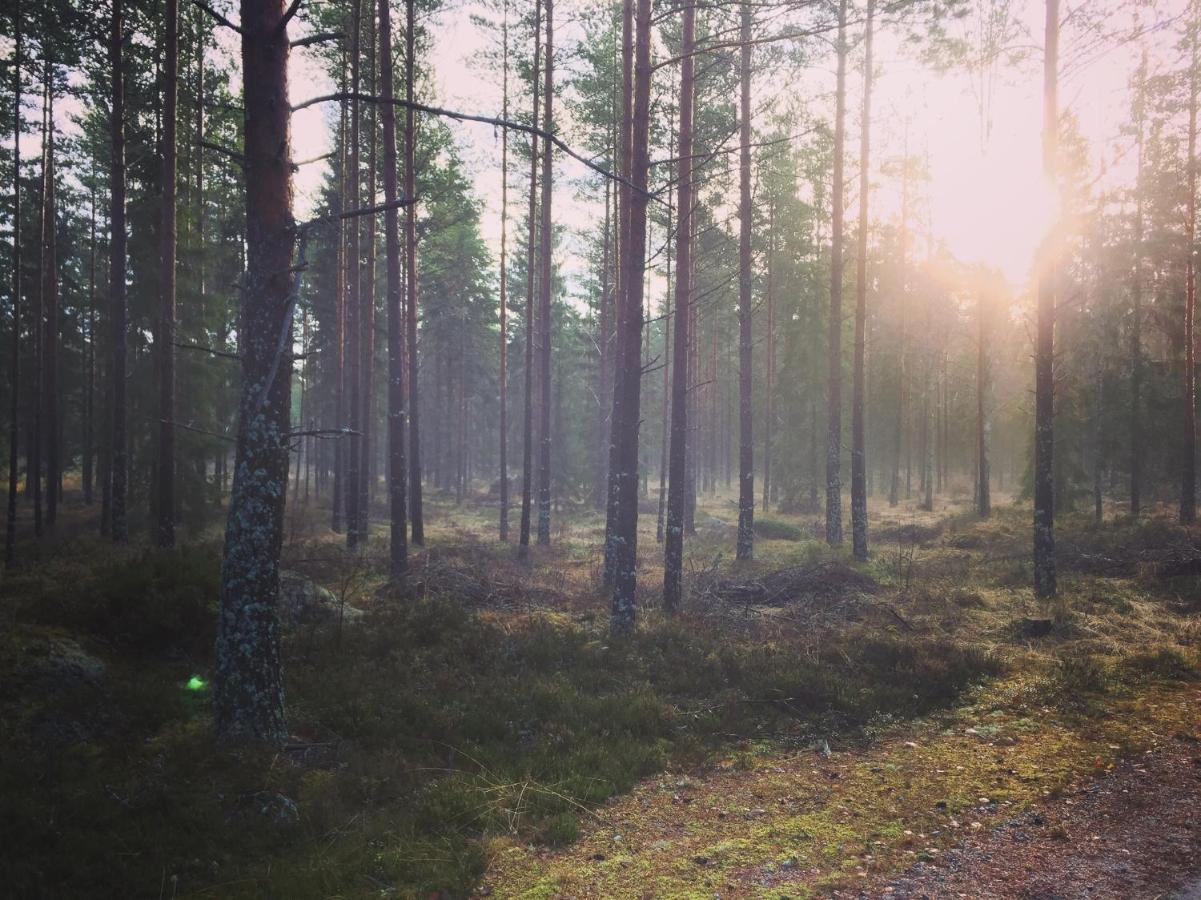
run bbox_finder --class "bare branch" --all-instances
[191,0,243,34]
[197,139,245,165]
[290,91,662,204]
[174,340,240,360]
[279,0,303,32]
[291,31,342,48]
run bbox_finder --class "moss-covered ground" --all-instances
[1,488,1199,897]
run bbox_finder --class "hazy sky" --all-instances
[28,0,1191,296]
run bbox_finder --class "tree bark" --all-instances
[826,0,847,545]
[518,0,541,559]
[1183,11,1198,525]
[603,0,635,581]
[359,11,378,539]
[42,59,59,529]
[850,0,873,560]
[405,0,425,545]
[663,0,694,618]
[157,0,178,546]
[762,199,774,514]
[110,0,129,544]
[345,0,363,549]
[608,0,652,633]
[735,0,755,560]
[1033,0,1058,598]
[536,0,555,546]
[214,0,295,745]
[498,0,510,541]
[976,289,990,517]
[378,0,408,579]
[5,6,21,570]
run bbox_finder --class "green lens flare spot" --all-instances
[187,676,207,692]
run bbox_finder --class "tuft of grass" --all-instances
[753,517,805,542]
[1119,647,1197,683]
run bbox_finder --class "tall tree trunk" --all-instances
[1033,0,1058,598]
[603,0,635,580]
[214,0,294,744]
[42,59,59,528]
[608,0,652,632]
[359,12,378,538]
[735,0,755,560]
[536,0,555,546]
[84,177,96,506]
[663,0,694,617]
[5,8,21,570]
[518,0,541,559]
[850,0,873,560]
[379,0,408,576]
[405,0,425,545]
[889,150,907,508]
[345,0,363,549]
[332,63,348,533]
[657,163,673,545]
[110,0,129,543]
[825,0,847,545]
[30,73,45,537]
[498,0,510,541]
[1130,53,1145,519]
[976,289,990,517]
[762,200,774,514]
[1183,12,1198,525]
[157,0,178,547]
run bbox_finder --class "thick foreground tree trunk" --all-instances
[214,0,294,744]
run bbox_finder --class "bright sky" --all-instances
[23,0,1189,291]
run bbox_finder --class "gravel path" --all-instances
[847,738,1201,899]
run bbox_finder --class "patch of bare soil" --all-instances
[849,739,1201,900]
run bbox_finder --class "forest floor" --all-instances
[2,482,1201,898]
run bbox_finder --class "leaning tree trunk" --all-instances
[825,0,847,546]
[850,0,873,561]
[110,0,129,544]
[213,0,295,744]
[405,0,425,545]
[536,0,555,546]
[4,6,21,571]
[608,0,652,633]
[378,0,407,579]
[662,0,694,618]
[1033,0,1058,598]
[157,0,178,547]
[735,0,755,561]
